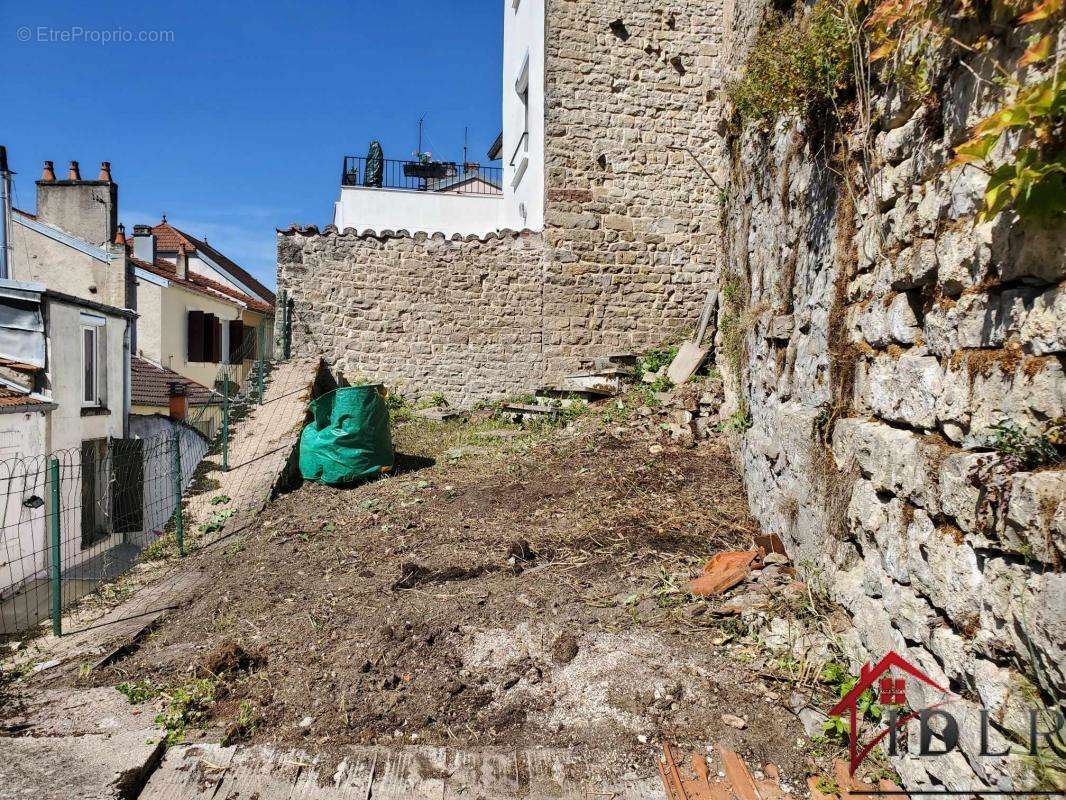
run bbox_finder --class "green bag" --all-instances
[299,386,394,486]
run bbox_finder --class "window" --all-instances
[80,314,105,406]
[186,310,221,363]
[512,53,531,188]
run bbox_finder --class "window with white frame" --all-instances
[80,313,105,406]
[512,53,531,189]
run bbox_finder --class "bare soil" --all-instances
[81,413,813,780]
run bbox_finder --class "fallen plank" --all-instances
[142,744,662,800]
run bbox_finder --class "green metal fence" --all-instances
[0,318,281,637]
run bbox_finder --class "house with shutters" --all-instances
[127,220,274,407]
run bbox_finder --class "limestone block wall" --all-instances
[718,0,1064,790]
[275,229,546,404]
[541,0,725,369]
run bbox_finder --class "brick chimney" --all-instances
[35,159,118,246]
[132,224,156,264]
[168,381,188,421]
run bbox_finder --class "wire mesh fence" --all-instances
[0,318,281,637]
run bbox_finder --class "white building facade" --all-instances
[331,0,545,235]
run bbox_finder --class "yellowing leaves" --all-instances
[1018,0,1063,23]
[1019,34,1054,66]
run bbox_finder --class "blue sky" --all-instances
[0,1,504,289]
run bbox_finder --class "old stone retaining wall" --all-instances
[718,0,1064,790]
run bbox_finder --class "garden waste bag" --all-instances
[299,386,394,486]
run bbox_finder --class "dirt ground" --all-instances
[42,408,822,784]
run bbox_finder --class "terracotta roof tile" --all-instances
[130,256,272,313]
[150,221,275,304]
[0,386,51,409]
[131,357,218,407]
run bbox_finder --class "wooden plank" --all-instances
[143,745,659,800]
[138,743,235,800]
[721,746,762,800]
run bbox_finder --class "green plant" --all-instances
[951,76,1066,224]
[635,345,679,381]
[155,678,217,745]
[726,0,853,123]
[210,494,230,505]
[719,405,753,433]
[199,507,236,535]
[820,661,883,742]
[985,417,1064,470]
[117,680,161,705]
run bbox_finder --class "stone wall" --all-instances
[275,230,546,403]
[717,0,1064,790]
[276,1,728,403]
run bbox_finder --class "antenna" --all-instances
[417,114,426,155]
[463,126,469,166]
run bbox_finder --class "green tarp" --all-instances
[299,386,394,486]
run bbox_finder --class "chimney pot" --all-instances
[114,223,126,246]
[98,161,113,182]
[68,160,81,181]
[41,161,56,182]
[168,381,189,421]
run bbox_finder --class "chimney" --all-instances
[175,247,189,279]
[132,224,156,264]
[35,158,118,246]
[113,223,126,246]
[168,381,188,421]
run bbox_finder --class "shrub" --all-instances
[727,0,853,124]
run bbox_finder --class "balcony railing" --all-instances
[341,156,503,196]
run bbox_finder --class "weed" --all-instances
[726,0,852,124]
[984,417,1064,471]
[154,678,217,745]
[718,406,753,433]
[635,345,679,382]
[223,699,261,745]
[199,508,236,535]
[210,495,231,505]
[117,680,161,705]
[820,661,885,743]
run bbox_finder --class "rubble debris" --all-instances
[754,533,787,558]
[721,713,747,730]
[412,406,461,421]
[659,742,787,800]
[688,549,764,597]
[506,539,536,572]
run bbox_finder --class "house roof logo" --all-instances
[828,651,954,777]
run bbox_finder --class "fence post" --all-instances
[171,431,185,556]
[48,457,61,637]
[221,371,230,471]
[257,320,265,405]
[279,289,290,360]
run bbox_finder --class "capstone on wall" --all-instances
[277,1,727,403]
[717,0,1064,791]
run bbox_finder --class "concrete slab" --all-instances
[0,729,164,800]
[2,687,155,737]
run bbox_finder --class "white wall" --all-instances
[333,186,504,236]
[128,414,208,539]
[502,0,545,231]
[0,413,48,598]
[45,298,129,574]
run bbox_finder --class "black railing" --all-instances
[341,156,503,196]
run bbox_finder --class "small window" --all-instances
[80,316,104,406]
